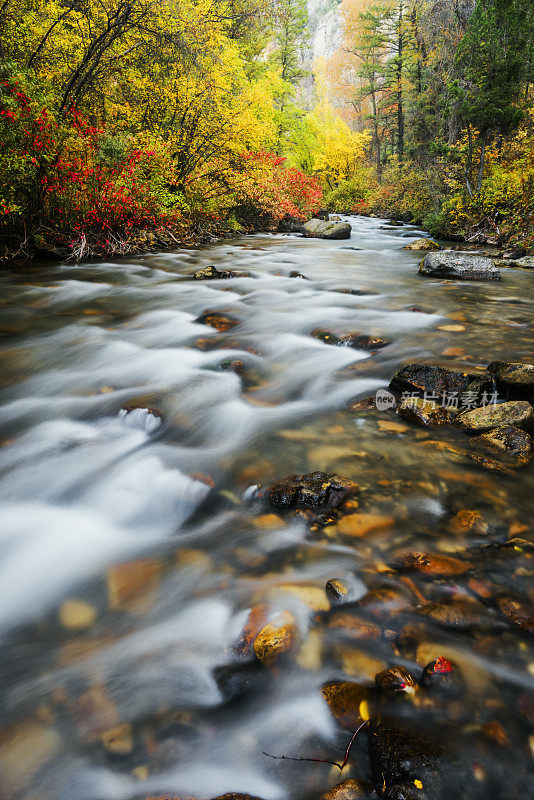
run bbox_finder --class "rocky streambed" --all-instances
[0,215,532,800]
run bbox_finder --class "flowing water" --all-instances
[0,216,533,800]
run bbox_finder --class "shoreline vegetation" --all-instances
[1,0,533,265]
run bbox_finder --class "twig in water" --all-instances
[263,719,368,771]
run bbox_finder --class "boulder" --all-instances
[497,255,534,268]
[320,779,366,800]
[397,396,449,426]
[195,311,240,331]
[393,552,469,577]
[312,329,388,350]
[514,256,534,268]
[487,360,534,393]
[419,251,501,280]
[338,333,388,350]
[321,680,368,730]
[262,471,357,511]
[454,400,534,433]
[419,598,493,629]
[193,265,248,279]
[253,612,296,663]
[303,218,352,240]
[496,596,534,632]
[470,424,533,466]
[403,238,441,251]
[389,363,478,396]
[369,719,446,800]
[327,612,381,641]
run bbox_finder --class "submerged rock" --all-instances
[496,596,534,632]
[336,513,394,537]
[327,612,381,641]
[454,400,534,433]
[195,311,240,331]
[487,360,534,393]
[368,719,445,800]
[419,251,501,281]
[393,552,469,577]
[321,680,368,729]
[403,238,441,251]
[303,218,352,240]
[471,424,533,466]
[320,778,366,800]
[397,396,449,426]
[262,471,357,511]
[419,598,491,629]
[390,363,477,397]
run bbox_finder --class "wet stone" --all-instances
[326,578,350,603]
[403,238,441,251]
[312,329,388,350]
[193,265,248,280]
[496,596,534,632]
[101,723,133,755]
[454,400,534,433]
[487,360,534,393]
[212,795,265,800]
[213,660,266,703]
[336,513,394,537]
[419,657,463,696]
[328,612,381,641]
[320,778,367,800]
[368,719,446,800]
[321,680,368,730]
[358,586,414,617]
[253,612,296,663]
[289,270,309,279]
[303,218,352,239]
[389,363,477,397]
[470,424,533,466]
[397,397,449,427]
[262,471,357,512]
[393,552,469,577]
[59,599,97,630]
[419,598,492,629]
[419,251,501,280]
[375,666,417,695]
[195,311,240,331]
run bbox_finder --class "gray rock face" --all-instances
[303,218,352,240]
[419,251,501,281]
[496,255,534,269]
[454,400,534,433]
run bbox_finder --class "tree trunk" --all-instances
[396,2,404,162]
[476,130,489,192]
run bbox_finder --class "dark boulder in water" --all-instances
[262,471,357,511]
[389,363,478,396]
[195,311,240,331]
[193,265,249,280]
